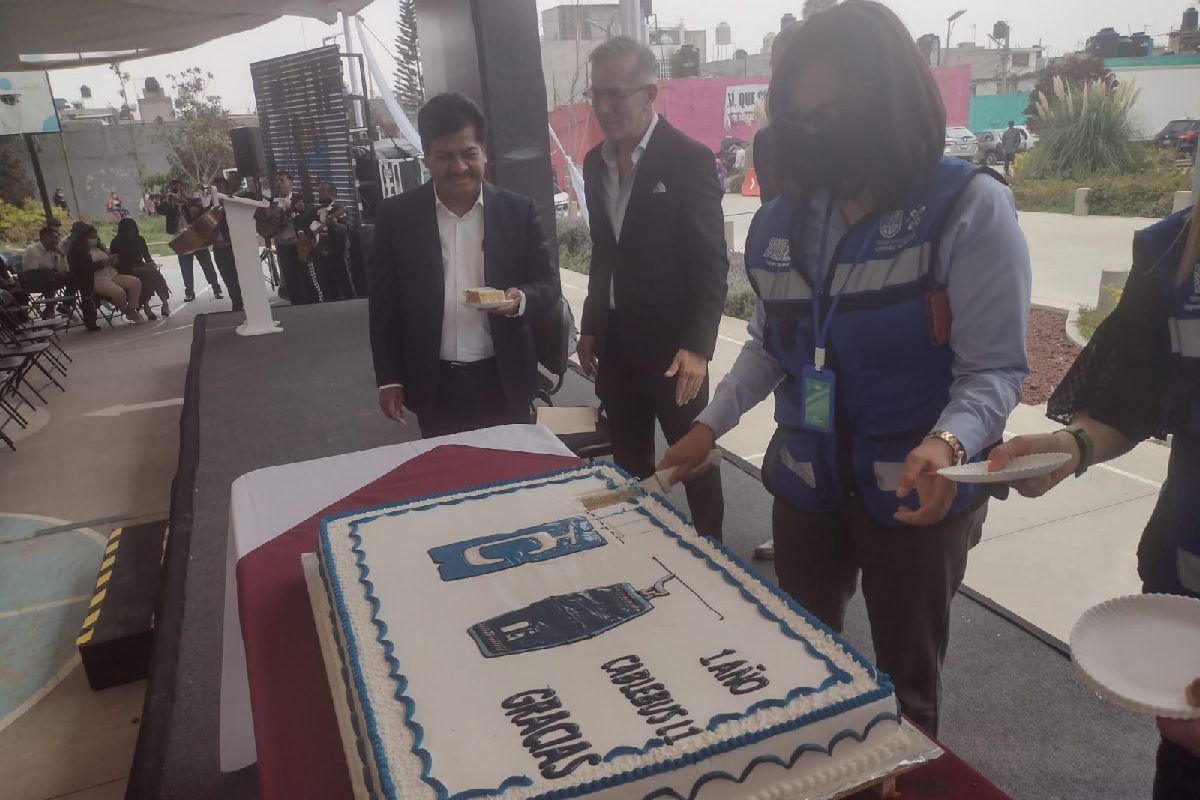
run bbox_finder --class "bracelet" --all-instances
[1059,426,1095,477]
[927,430,966,466]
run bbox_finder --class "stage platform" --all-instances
[131,300,1157,800]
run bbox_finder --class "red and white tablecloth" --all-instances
[219,424,1012,800]
[219,424,576,777]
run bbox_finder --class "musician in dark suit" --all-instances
[272,171,319,305]
[577,36,729,539]
[301,182,354,302]
[369,93,560,438]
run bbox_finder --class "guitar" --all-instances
[296,206,349,265]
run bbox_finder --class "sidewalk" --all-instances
[559,264,1168,644]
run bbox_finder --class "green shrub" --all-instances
[0,200,68,248]
[724,278,757,321]
[1075,283,1124,340]
[1011,169,1193,218]
[557,219,592,275]
[1023,78,1145,179]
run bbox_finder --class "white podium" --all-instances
[218,193,283,336]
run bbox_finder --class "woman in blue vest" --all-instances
[660,0,1032,735]
[988,201,1200,796]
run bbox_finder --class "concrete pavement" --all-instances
[0,256,247,800]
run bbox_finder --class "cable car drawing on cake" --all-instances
[469,576,676,658]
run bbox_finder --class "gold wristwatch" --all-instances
[927,430,966,466]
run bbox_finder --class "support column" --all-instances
[415,0,558,266]
[343,12,365,129]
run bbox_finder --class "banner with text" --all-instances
[723,84,768,131]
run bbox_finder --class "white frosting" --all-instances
[319,465,911,800]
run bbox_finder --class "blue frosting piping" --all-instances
[639,711,903,800]
[318,555,380,797]
[320,464,899,800]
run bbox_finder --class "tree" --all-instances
[157,68,235,186]
[393,0,425,110]
[0,138,35,205]
[1023,55,1116,127]
[802,0,837,19]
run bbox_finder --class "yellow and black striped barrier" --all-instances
[77,527,122,647]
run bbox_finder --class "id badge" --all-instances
[801,364,836,434]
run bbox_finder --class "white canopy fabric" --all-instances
[0,0,371,71]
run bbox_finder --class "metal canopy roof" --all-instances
[0,0,370,71]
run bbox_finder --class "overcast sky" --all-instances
[45,0,1199,114]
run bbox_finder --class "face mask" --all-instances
[772,122,847,197]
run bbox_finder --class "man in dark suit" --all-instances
[369,92,560,438]
[577,37,729,538]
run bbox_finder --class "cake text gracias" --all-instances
[317,464,912,800]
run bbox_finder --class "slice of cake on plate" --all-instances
[315,463,929,800]
[464,287,507,305]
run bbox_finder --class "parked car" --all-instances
[944,126,977,161]
[553,184,569,218]
[974,126,1035,165]
[1152,119,1200,157]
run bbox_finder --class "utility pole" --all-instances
[943,9,967,67]
[619,0,645,42]
[23,134,54,223]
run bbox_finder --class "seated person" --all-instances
[20,226,71,315]
[66,224,143,327]
[110,218,171,319]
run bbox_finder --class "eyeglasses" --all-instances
[583,85,649,105]
[774,100,843,134]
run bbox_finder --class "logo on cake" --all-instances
[428,517,606,581]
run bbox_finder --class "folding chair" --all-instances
[95,296,124,328]
[0,336,64,396]
[0,324,68,378]
[0,352,41,412]
[0,291,72,365]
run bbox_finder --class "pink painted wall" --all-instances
[547,66,973,190]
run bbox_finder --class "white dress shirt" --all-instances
[22,241,67,272]
[600,113,660,309]
[436,186,493,362]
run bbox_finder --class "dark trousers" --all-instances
[212,246,244,310]
[179,249,220,295]
[1155,736,1200,799]
[68,272,97,327]
[598,323,725,540]
[1003,152,1015,176]
[277,243,318,305]
[772,496,986,736]
[315,254,355,302]
[419,358,528,438]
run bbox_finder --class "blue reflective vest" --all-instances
[746,157,996,526]
[1139,209,1200,597]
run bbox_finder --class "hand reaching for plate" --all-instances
[1158,678,1200,758]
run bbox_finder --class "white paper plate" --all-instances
[936,452,1071,483]
[1070,594,1200,719]
[461,300,510,310]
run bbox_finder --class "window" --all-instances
[1011,52,1030,68]
[658,61,672,80]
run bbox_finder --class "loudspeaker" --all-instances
[230,126,266,179]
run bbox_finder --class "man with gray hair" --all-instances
[577,36,729,539]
